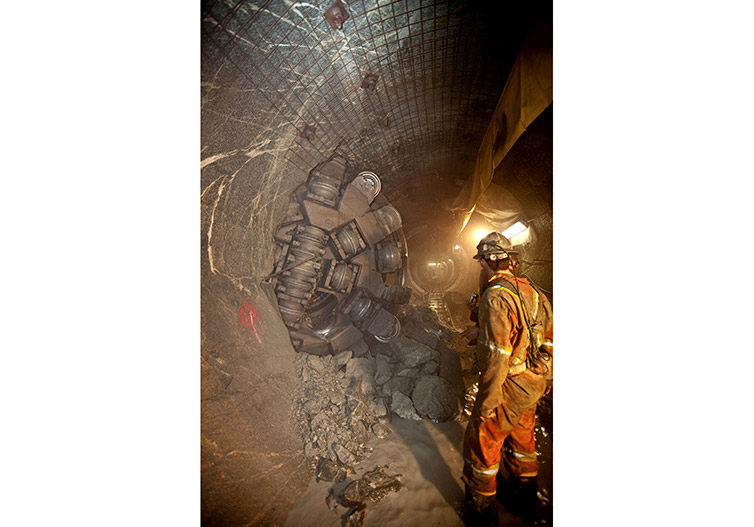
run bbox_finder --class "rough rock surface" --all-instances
[293,352,387,482]
[374,355,392,385]
[338,466,403,507]
[390,391,422,421]
[389,337,436,367]
[345,357,378,396]
[287,297,467,491]
[406,327,441,350]
[263,292,466,520]
[412,375,462,421]
[382,376,414,397]
[201,167,309,526]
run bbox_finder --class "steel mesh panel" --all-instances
[201,0,517,185]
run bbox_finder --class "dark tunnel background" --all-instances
[201,1,552,524]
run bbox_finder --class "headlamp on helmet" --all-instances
[473,231,517,261]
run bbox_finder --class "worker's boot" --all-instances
[498,475,537,525]
[463,485,498,527]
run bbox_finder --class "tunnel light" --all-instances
[502,221,527,239]
[472,227,489,243]
[453,245,461,250]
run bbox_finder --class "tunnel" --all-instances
[201,1,553,525]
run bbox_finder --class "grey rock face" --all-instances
[396,367,420,378]
[420,359,439,376]
[390,390,422,420]
[346,357,378,395]
[382,375,414,397]
[388,337,434,367]
[332,350,353,370]
[329,390,346,407]
[368,398,388,418]
[370,341,394,360]
[374,355,393,385]
[411,375,462,422]
[407,328,440,350]
[306,354,328,374]
[302,398,323,415]
[438,341,464,393]
[346,357,375,380]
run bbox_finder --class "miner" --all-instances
[461,232,553,525]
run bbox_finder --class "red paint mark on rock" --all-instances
[239,300,262,344]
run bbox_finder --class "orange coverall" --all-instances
[462,272,553,496]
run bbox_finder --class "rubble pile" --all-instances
[371,334,463,422]
[292,305,465,481]
[293,351,388,482]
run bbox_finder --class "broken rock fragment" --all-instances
[407,328,440,349]
[338,466,404,509]
[306,354,329,374]
[371,422,391,438]
[374,355,392,385]
[390,390,421,420]
[390,337,435,367]
[346,357,377,395]
[332,350,353,370]
[411,375,462,422]
[333,442,356,465]
[382,375,413,397]
[316,458,348,482]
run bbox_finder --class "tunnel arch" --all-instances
[201,1,553,524]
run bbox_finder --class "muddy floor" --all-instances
[285,412,553,527]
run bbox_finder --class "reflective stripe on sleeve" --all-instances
[479,337,512,357]
[487,284,516,298]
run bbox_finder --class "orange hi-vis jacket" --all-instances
[475,271,553,418]
[462,271,554,495]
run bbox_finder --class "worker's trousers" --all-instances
[462,369,547,496]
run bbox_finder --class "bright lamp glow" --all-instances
[453,244,461,250]
[502,221,527,239]
[472,228,489,243]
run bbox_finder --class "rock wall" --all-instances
[201,62,314,525]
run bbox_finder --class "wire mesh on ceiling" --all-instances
[201,0,520,184]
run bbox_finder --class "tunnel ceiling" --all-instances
[202,0,551,200]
